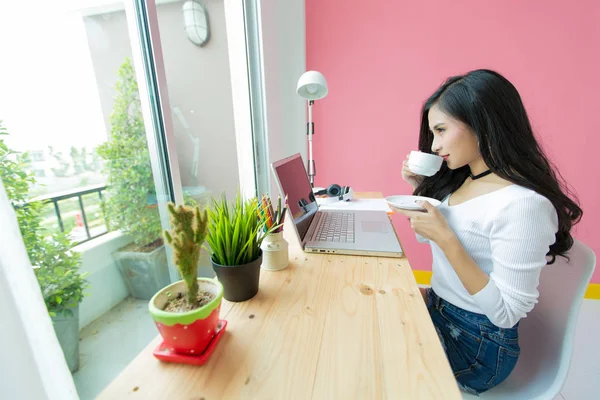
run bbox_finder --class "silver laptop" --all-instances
[271,153,403,258]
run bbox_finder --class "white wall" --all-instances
[260,0,307,197]
[75,231,131,329]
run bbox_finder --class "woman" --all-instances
[398,69,582,395]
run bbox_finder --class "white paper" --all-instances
[316,198,392,212]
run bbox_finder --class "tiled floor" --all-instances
[73,298,600,400]
[73,298,156,400]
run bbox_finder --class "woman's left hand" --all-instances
[396,201,456,247]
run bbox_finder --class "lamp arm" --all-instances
[307,100,316,187]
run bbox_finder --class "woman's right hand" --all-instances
[402,154,424,190]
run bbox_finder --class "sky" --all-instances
[0,1,109,153]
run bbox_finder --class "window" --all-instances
[0,0,263,397]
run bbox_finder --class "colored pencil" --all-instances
[261,196,271,228]
[256,194,290,233]
[278,194,288,231]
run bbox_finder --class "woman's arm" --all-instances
[401,201,489,292]
[466,196,558,328]
[438,235,490,295]
[400,196,558,328]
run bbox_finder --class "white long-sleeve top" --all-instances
[418,184,559,328]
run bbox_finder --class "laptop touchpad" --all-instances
[361,221,388,233]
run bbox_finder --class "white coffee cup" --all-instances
[408,151,443,177]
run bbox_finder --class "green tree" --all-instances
[96,58,162,248]
[0,120,87,317]
[70,146,90,175]
[89,148,103,172]
[49,145,70,177]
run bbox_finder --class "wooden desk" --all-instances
[98,193,460,399]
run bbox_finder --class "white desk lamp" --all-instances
[297,71,328,189]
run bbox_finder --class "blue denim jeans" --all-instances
[426,288,520,395]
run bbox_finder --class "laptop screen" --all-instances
[272,154,318,241]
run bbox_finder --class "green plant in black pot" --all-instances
[206,193,280,302]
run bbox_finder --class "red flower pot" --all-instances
[149,278,223,355]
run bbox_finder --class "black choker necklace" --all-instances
[470,169,492,180]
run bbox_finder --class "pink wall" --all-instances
[306,0,600,283]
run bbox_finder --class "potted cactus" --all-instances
[206,193,280,302]
[149,203,223,356]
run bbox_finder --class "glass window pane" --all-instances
[0,1,174,398]
[150,0,242,275]
[1,0,260,396]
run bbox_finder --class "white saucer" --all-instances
[385,195,441,211]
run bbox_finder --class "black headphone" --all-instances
[314,184,354,201]
[315,184,343,197]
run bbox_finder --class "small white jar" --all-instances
[260,231,289,271]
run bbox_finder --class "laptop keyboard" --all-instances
[314,212,355,243]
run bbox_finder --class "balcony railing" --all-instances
[30,184,108,246]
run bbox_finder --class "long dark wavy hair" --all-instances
[414,69,582,262]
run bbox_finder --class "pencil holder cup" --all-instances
[260,231,289,271]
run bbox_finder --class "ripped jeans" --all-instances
[426,288,520,395]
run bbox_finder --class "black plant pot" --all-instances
[211,250,262,302]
